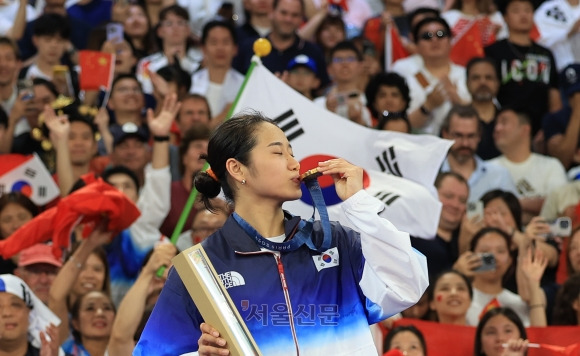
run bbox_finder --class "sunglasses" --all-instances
[420,30,449,41]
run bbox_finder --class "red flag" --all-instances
[0,178,140,259]
[478,297,501,320]
[330,0,348,11]
[384,24,410,70]
[530,23,541,42]
[79,50,115,91]
[450,20,484,67]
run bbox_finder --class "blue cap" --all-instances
[287,55,318,76]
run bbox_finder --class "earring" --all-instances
[241,179,246,185]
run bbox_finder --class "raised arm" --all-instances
[44,105,73,197]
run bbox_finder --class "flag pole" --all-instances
[155,43,269,277]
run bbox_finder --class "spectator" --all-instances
[14,244,62,305]
[376,111,412,133]
[351,36,382,92]
[567,228,580,275]
[172,94,211,145]
[160,124,210,238]
[300,14,346,64]
[175,0,245,41]
[428,269,473,325]
[465,57,501,160]
[109,124,150,188]
[484,0,561,142]
[540,180,580,221]
[285,54,321,100]
[0,274,60,356]
[383,325,427,356]
[534,0,580,72]
[394,17,471,135]
[63,290,116,356]
[236,0,273,43]
[0,37,21,115]
[191,20,244,129]
[66,0,111,29]
[0,0,36,40]
[440,105,518,204]
[122,3,157,61]
[107,74,146,128]
[136,5,202,95]
[365,71,410,123]
[175,198,231,251]
[552,272,580,325]
[490,107,568,224]
[544,63,580,170]
[17,0,92,62]
[234,0,330,88]
[314,41,372,126]
[411,172,468,282]
[0,192,39,274]
[474,307,529,356]
[304,0,372,38]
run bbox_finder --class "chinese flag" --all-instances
[384,24,410,70]
[530,23,541,42]
[450,21,484,67]
[330,0,348,11]
[478,297,501,320]
[79,50,115,91]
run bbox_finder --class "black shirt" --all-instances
[411,230,459,283]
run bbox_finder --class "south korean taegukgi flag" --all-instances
[0,154,60,205]
[230,60,452,238]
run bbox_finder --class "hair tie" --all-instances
[206,168,219,182]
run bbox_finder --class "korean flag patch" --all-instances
[313,247,340,272]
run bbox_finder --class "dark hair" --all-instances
[194,111,276,209]
[474,307,527,356]
[156,63,192,93]
[111,73,141,93]
[179,124,211,175]
[0,193,39,238]
[32,77,59,98]
[470,226,511,253]
[0,37,21,60]
[407,7,440,30]
[315,14,346,47]
[32,13,70,39]
[178,94,212,122]
[567,228,580,275]
[480,189,522,230]
[159,4,189,22]
[412,17,452,45]
[0,106,7,129]
[70,290,116,343]
[365,72,411,118]
[434,171,468,191]
[552,273,580,325]
[102,165,140,193]
[497,0,535,15]
[376,112,411,133]
[201,20,238,45]
[429,269,473,301]
[384,325,427,356]
[441,104,481,135]
[466,57,498,79]
[496,106,532,127]
[328,40,363,64]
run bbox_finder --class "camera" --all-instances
[473,253,496,272]
[547,217,572,237]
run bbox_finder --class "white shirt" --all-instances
[313,93,372,127]
[442,10,508,44]
[0,0,38,35]
[136,48,202,94]
[176,0,245,39]
[190,68,245,116]
[534,0,580,71]
[490,153,568,198]
[467,288,530,327]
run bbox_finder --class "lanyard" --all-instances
[232,178,332,252]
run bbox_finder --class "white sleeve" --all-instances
[341,190,429,317]
[129,164,171,250]
[534,2,573,48]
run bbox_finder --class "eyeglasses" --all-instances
[420,30,449,41]
[332,56,358,64]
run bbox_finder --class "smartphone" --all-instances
[17,79,34,101]
[473,253,496,272]
[466,201,484,220]
[547,217,572,237]
[106,23,124,43]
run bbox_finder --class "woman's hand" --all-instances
[501,338,529,356]
[453,251,482,278]
[317,158,363,201]
[39,323,59,356]
[198,323,229,356]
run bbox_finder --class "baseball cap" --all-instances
[18,244,62,268]
[110,122,149,147]
[561,63,580,97]
[287,55,318,76]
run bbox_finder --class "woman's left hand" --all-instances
[501,338,529,356]
[317,158,363,201]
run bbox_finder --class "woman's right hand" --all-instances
[501,338,529,356]
[198,323,229,355]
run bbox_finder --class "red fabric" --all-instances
[478,297,501,320]
[0,154,29,176]
[450,21,484,67]
[79,51,114,91]
[383,350,404,356]
[363,17,384,56]
[0,178,140,259]
[530,24,541,42]
[388,26,410,66]
[392,319,580,356]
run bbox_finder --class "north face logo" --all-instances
[218,271,246,289]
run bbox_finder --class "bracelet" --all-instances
[69,255,83,269]
[420,105,431,115]
[529,304,545,309]
[153,135,170,142]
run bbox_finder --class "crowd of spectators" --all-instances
[0,0,579,354]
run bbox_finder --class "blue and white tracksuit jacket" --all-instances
[133,190,429,356]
